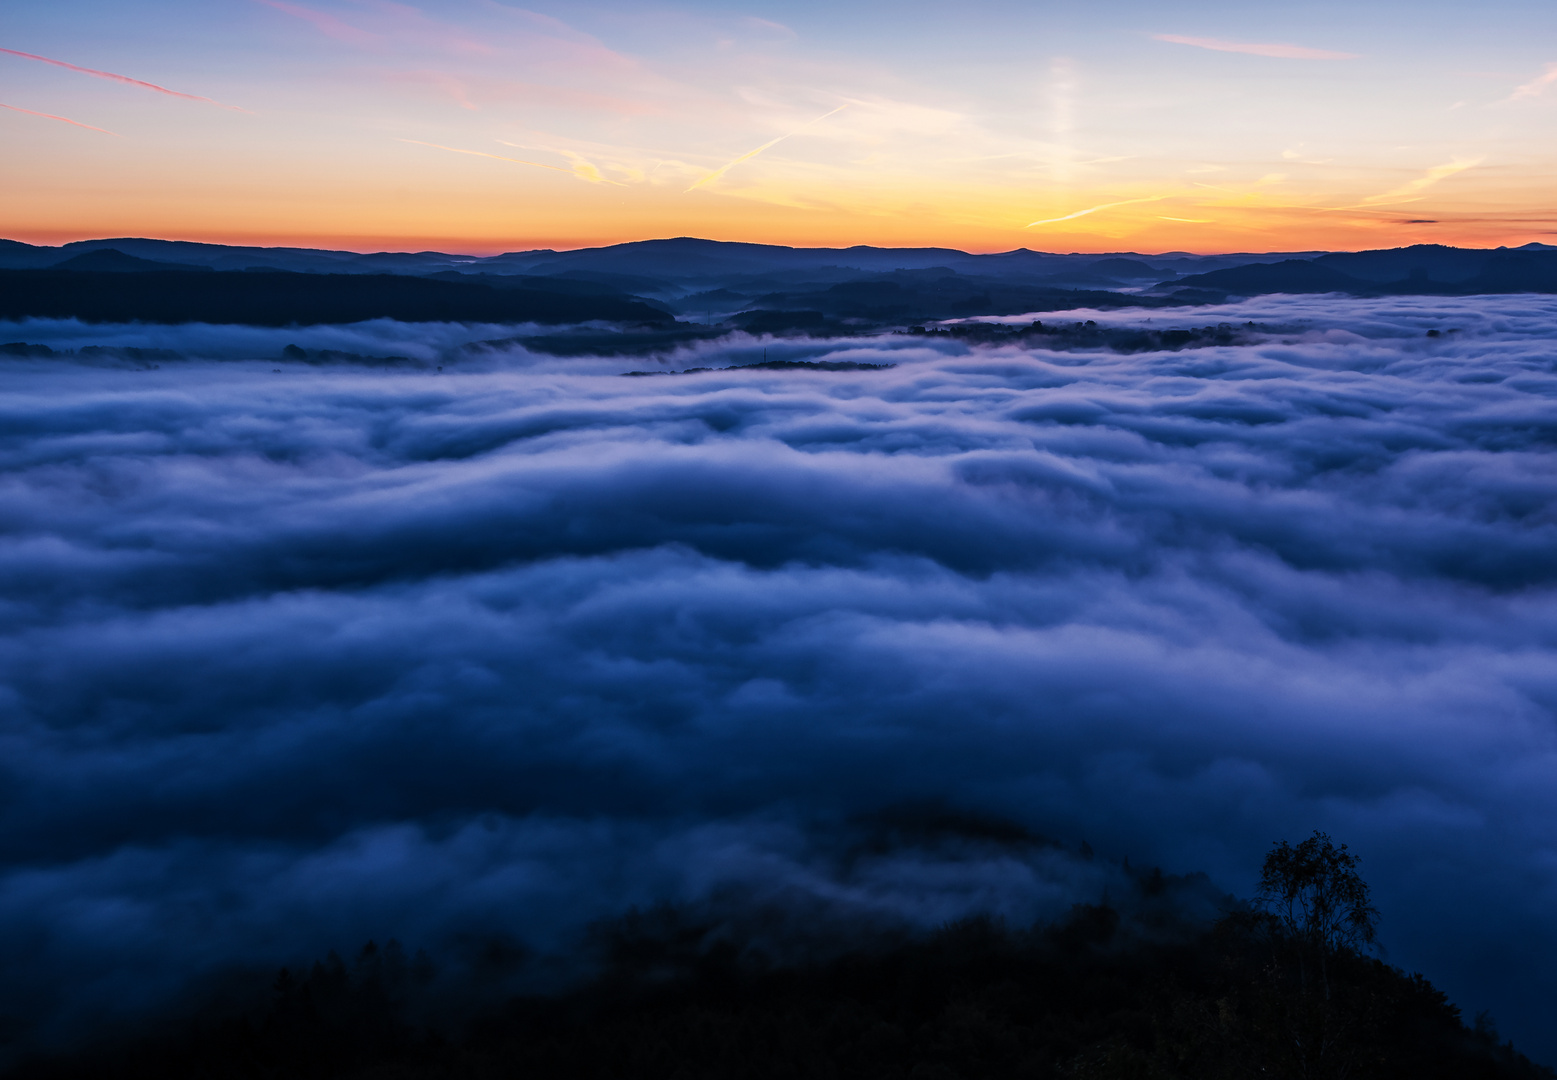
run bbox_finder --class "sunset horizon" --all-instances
[7,0,1557,256]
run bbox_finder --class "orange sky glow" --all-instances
[4,0,1557,254]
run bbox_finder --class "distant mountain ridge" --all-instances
[0,235,1321,282]
[4,237,1557,330]
[50,249,214,274]
[1171,244,1557,297]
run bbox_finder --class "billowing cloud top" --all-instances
[0,296,1556,1060]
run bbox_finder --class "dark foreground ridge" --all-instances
[12,834,1549,1080]
[14,912,1545,1080]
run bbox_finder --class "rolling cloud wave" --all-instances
[1,296,1555,1057]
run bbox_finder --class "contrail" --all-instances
[1360,158,1482,205]
[0,47,244,110]
[400,138,578,175]
[686,104,847,192]
[1025,195,1168,227]
[1308,159,1486,212]
[0,101,119,135]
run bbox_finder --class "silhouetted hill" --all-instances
[0,269,676,326]
[7,239,1557,323]
[735,270,1169,324]
[51,249,213,273]
[0,238,378,273]
[1313,244,1500,284]
[1169,247,1557,298]
[1081,256,1168,279]
[0,236,1318,282]
[1168,260,1372,295]
[1462,250,1557,292]
[12,904,1550,1080]
[489,238,1305,283]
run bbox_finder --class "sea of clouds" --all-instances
[2,294,1556,1059]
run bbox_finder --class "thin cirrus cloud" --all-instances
[400,138,620,184]
[400,70,478,111]
[1152,33,1360,60]
[1360,158,1483,205]
[251,0,383,47]
[0,47,244,109]
[0,101,119,136]
[685,104,849,192]
[1026,195,1170,227]
[259,1,666,111]
[1506,62,1557,101]
[498,142,622,184]
[402,73,661,117]
[255,0,513,58]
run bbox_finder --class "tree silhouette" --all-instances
[1257,831,1379,960]
[16,838,1556,1080]
[1252,832,1383,1078]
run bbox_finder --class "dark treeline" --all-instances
[1170,248,1557,300]
[0,341,423,369]
[624,359,897,376]
[0,270,675,327]
[725,273,1171,331]
[905,319,1264,351]
[12,836,1549,1080]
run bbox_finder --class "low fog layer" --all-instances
[1,295,1555,1059]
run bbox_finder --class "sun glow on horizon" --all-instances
[3,0,1556,253]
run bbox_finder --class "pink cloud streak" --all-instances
[1153,34,1359,60]
[1508,62,1557,101]
[0,47,244,108]
[346,0,494,55]
[255,0,494,55]
[0,101,119,135]
[253,0,381,46]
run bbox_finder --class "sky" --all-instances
[3,0,1557,253]
[2,301,1557,1059]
